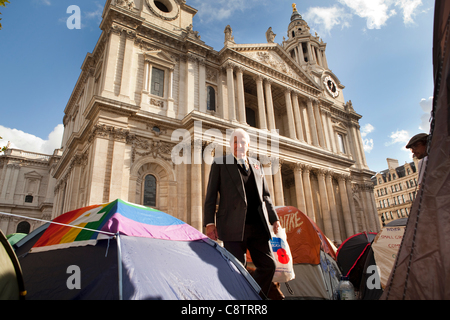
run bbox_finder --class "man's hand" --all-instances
[273,221,281,235]
[206,224,218,241]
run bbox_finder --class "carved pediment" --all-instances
[24,170,43,180]
[144,50,176,67]
[236,47,319,89]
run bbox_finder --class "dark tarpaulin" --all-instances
[18,236,261,300]
[121,237,261,300]
[381,0,450,299]
[19,239,119,300]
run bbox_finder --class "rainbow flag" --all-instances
[32,199,207,252]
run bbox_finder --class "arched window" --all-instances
[16,221,30,234]
[143,174,157,207]
[207,86,216,111]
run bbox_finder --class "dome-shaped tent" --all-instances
[276,206,341,300]
[15,199,261,300]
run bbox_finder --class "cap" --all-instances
[405,133,428,149]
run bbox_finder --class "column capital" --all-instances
[223,61,236,70]
[253,74,264,82]
[235,65,245,73]
[263,78,274,86]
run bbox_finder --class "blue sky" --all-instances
[0,0,435,173]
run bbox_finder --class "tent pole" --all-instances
[116,233,123,300]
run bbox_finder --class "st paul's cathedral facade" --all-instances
[0,0,380,245]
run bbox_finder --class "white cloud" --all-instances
[361,123,375,137]
[419,96,432,132]
[396,0,423,24]
[363,138,374,153]
[338,0,423,29]
[85,3,104,24]
[0,124,63,155]
[338,0,397,29]
[360,123,375,152]
[385,129,410,149]
[304,6,352,36]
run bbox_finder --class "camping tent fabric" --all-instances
[336,232,377,277]
[274,206,341,300]
[381,0,450,300]
[359,246,383,300]
[372,226,406,288]
[17,199,261,300]
[0,230,25,300]
[6,234,27,247]
[276,206,336,264]
[280,252,340,300]
[32,199,207,253]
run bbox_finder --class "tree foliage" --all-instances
[1,136,8,153]
[0,0,10,30]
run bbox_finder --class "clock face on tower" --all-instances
[323,76,339,98]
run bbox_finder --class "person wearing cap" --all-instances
[406,133,429,187]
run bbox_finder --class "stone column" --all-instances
[236,67,246,124]
[166,67,175,118]
[293,163,307,214]
[326,109,337,153]
[262,161,275,202]
[306,98,319,146]
[338,175,355,238]
[119,30,136,100]
[102,29,121,95]
[292,93,304,142]
[297,44,305,65]
[313,100,326,148]
[264,79,276,132]
[284,89,297,139]
[185,55,196,114]
[321,108,332,151]
[108,139,126,202]
[255,75,267,130]
[325,171,341,243]
[0,163,13,201]
[87,137,110,205]
[199,60,207,113]
[317,169,334,239]
[272,161,284,206]
[346,178,359,233]
[226,63,236,122]
[302,165,315,220]
[191,140,203,231]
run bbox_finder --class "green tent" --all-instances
[0,230,26,300]
[6,233,27,247]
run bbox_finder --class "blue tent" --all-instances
[14,199,261,300]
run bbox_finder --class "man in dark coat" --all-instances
[204,128,280,297]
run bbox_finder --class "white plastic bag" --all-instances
[270,226,295,283]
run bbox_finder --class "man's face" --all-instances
[410,141,427,160]
[232,133,249,159]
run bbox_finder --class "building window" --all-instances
[154,0,170,12]
[143,174,157,207]
[151,67,165,97]
[25,195,33,203]
[337,134,346,153]
[16,221,30,234]
[246,107,257,128]
[207,86,216,111]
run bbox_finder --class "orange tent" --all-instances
[276,206,341,300]
[277,206,336,265]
